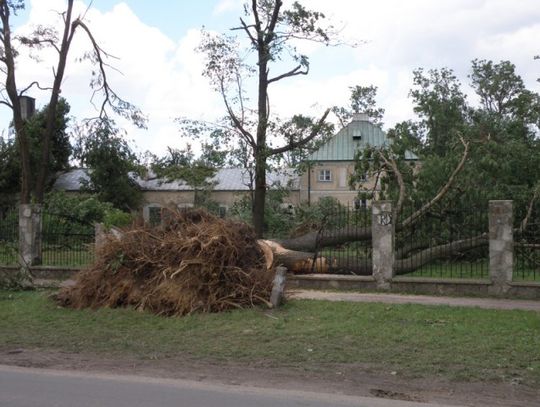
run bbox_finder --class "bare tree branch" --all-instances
[264,0,282,44]
[232,18,257,46]
[378,150,406,216]
[270,108,330,155]
[35,0,77,202]
[251,0,262,43]
[220,80,256,148]
[268,64,307,84]
[19,80,53,96]
[18,36,60,53]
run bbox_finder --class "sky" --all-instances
[3,0,540,156]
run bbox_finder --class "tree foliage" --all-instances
[351,59,540,217]
[44,191,133,228]
[0,98,71,204]
[332,85,385,127]
[73,120,142,211]
[148,143,225,209]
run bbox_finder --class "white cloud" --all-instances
[213,0,243,16]
[4,0,540,154]
[269,0,540,128]
[3,0,224,156]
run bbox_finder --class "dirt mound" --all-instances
[56,208,274,316]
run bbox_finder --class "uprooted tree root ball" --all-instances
[56,209,274,316]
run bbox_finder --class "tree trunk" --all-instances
[17,204,35,287]
[252,149,266,237]
[30,205,43,265]
[395,234,488,275]
[264,233,488,275]
[274,225,372,252]
[35,1,75,203]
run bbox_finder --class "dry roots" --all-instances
[56,209,274,316]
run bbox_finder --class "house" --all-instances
[137,168,299,221]
[53,168,300,222]
[53,113,418,218]
[299,113,418,207]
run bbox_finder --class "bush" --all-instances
[229,188,296,238]
[44,191,134,228]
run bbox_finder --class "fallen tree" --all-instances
[264,234,489,275]
[264,137,477,274]
[56,209,274,316]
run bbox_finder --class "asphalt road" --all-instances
[0,365,463,407]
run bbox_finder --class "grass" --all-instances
[1,290,539,386]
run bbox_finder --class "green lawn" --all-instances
[1,290,539,386]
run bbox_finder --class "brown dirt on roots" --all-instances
[55,208,273,316]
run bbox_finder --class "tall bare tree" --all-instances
[198,0,339,237]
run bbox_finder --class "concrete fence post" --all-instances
[18,204,34,267]
[95,223,106,253]
[488,200,513,295]
[18,203,43,267]
[372,201,394,289]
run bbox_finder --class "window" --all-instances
[148,206,162,226]
[218,205,228,218]
[358,172,368,182]
[354,198,368,210]
[318,169,332,182]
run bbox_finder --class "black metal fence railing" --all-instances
[40,212,95,267]
[514,203,540,281]
[395,201,489,279]
[315,203,371,275]
[1,209,95,267]
[0,210,18,266]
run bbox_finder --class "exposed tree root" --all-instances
[56,209,273,316]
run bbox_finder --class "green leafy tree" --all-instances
[332,85,385,127]
[73,121,142,211]
[0,136,19,200]
[44,191,132,228]
[0,98,71,205]
[352,60,540,216]
[410,67,469,157]
[149,143,224,210]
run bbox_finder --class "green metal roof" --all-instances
[308,115,418,161]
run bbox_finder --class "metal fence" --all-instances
[40,212,95,267]
[0,210,18,266]
[396,201,489,279]
[315,203,372,275]
[514,202,540,281]
[0,209,95,267]
[310,200,490,278]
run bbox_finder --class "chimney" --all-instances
[20,96,36,121]
[352,112,370,122]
